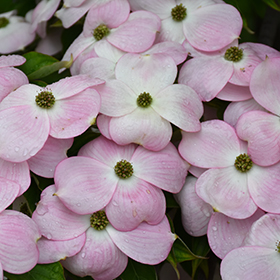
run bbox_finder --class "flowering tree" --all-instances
[0,0,279,279]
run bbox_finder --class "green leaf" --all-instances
[120,259,157,280]
[262,0,280,10]
[17,52,73,80]
[4,262,65,280]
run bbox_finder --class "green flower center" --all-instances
[275,241,280,253]
[93,24,110,41]
[137,92,153,108]
[0,17,9,28]
[224,46,243,62]
[35,90,55,109]
[171,3,187,22]
[234,153,253,172]
[114,159,133,179]
[90,211,109,230]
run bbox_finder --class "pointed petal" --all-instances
[0,210,40,274]
[62,228,128,280]
[0,105,50,162]
[196,166,257,219]
[175,176,213,236]
[184,4,242,51]
[28,136,73,178]
[106,176,166,231]
[37,234,86,264]
[32,185,90,240]
[78,135,136,167]
[152,84,203,131]
[107,216,176,265]
[208,209,264,259]
[178,56,233,102]
[236,111,280,166]
[109,107,172,151]
[179,120,240,168]
[132,142,189,193]
[55,157,118,214]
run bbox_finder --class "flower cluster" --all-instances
[0,0,279,279]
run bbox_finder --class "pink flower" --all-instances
[0,210,41,277]
[236,57,280,166]
[0,75,103,162]
[96,52,203,151]
[129,0,242,51]
[61,0,161,65]
[221,214,280,279]
[0,11,35,54]
[33,184,176,280]
[179,119,280,217]
[54,135,189,231]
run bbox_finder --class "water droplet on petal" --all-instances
[14,146,19,152]
[212,226,217,231]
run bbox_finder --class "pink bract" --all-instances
[54,135,189,231]
[0,75,103,162]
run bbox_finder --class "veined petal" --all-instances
[152,84,203,132]
[107,216,176,265]
[179,120,240,168]
[221,247,280,280]
[48,88,100,138]
[106,176,166,231]
[178,56,233,102]
[184,4,242,51]
[78,135,137,167]
[175,176,213,236]
[236,111,280,166]
[0,105,50,162]
[37,234,86,264]
[248,163,280,213]
[196,166,257,219]
[97,80,137,117]
[132,142,189,193]
[0,178,20,213]
[108,11,161,53]
[0,210,40,274]
[32,185,90,240]
[224,99,266,128]
[250,57,280,115]
[207,209,264,259]
[62,228,128,280]
[54,157,118,214]
[109,107,172,151]
[245,42,280,60]
[28,136,73,178]
[217,83,252,102]
[116,53,177,95]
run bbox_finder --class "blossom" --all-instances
[179,119,280,217]
[221,214,280,279]
[0,75,103,162]
[54,135,189,231]
[129,0,242,51]
[33,184,176,280]
[0,210,41,278]
[96,52,203,151]
[0,11,35,54]
[236,57,280,166]
[61,0,161,65]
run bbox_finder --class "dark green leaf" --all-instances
[17,52,73,80]
[120,259,157,280]
[4,262,65,280]
[262,0,280,10]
